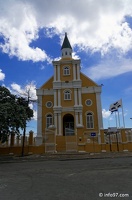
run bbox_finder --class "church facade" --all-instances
[36,33,103,148]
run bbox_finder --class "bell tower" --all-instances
[61,32,72,59]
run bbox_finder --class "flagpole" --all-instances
[115,111,118,128]
[121,99,125,128]
[117,109,120,128]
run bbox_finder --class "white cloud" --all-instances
[83,57,132,80]
[0,1,49,62]
[0,0,132,62]
[29,103,37,120]
[72,52,80,60]
[11,82,37,100]
[0,69,5,81]
[102,109,111,119]
[32,110,37,121]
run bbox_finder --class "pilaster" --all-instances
[96,92,103,129]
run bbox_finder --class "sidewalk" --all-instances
[0,151,132,163]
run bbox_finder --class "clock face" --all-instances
[46,101,52,108]
[86,99,92,106]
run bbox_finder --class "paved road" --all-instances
[0,157,132,200]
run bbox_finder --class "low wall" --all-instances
[0,129,132,155]
[0,145,45,156]
[0,142,132,156]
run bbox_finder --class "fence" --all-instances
[0,128,132,155]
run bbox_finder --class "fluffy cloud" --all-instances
[102,109,111,119]
[0,0,132,62]
[83,57,132,80]
[0,1,49,62]
[11,82,37,100]
[0,69,5,81]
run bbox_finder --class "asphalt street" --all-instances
[0,157,132,200]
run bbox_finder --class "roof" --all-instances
[61,33,72,50]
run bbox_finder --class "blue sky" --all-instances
[0,0,132,134]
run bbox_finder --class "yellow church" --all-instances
[36,33,103,152]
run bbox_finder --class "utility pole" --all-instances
[21,88,37,157]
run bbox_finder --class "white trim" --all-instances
[73,64,76,80]
[37,96,42,136]
[54,65,57,81]
[82,86,102,94]
[78,88,82,105]
[37,89,54,95]
[96,93,103,129]
[57,65,60,81]
[58,89,61,106]
[74,88,77,106]
[53,80,82,89]
[54,113,57,135]
[79,112,83,125]
[58,113,61,135]
[54,90,57,106]
[75,112,78,126]
[77,64,80,80]
[62,107,74,112]
[52,59,80,65]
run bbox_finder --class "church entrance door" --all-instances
[63,114,74,136]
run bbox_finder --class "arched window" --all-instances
[86,112,94,128]
[63,66,70,75]
[46,114,53,128]
[64,90,71,100]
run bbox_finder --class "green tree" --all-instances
[0,86,33,143]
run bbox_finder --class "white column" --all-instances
[77,64,80,80]
[54,90,57,107]
[54,65,57,81]
[73,64,76,80]
[54,113,57,135]
[75,112,78,126]
[37,95,42,136]
[78,89,82,105]
[79,112,83,125]
[58,89,61,106]
[36,95,43,145]
[58,113,61,135]
[74,88,77,106]
[57,65,60,81]
[96,92,103,129]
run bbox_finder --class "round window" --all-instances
[46,101,53,108]
[85,99,92,106]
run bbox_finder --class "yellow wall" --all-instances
[60,63,73,82]
[42,95,54,135]
[61,88,74,107]
[81,72,97,87]
[41,76,53,89]
[82,93,98,131]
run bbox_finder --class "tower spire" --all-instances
[61,32,72,50]
[61,33,72,59]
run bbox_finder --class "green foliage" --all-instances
[0,86,33,143]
